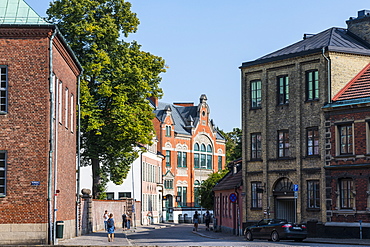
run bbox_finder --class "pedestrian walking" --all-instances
[205,210,211,231]
[193,211,199,231]
[126,215,131,229]
[122,213,127,230]
[107,213,115,242]
[103,210,109,231]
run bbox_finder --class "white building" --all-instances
[80,140,164,225]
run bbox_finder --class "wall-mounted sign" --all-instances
[229,193,237,203]
[31,181,40,186]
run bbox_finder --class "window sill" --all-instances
[250,158,263,162]
[305,99,319,103]
[277,103,289,107]
[306,208,320,212]
[334,154,355,159]
[275,157,295,161]
[250,107,262,111]
[303,155,321,159]
[250,207,262,210]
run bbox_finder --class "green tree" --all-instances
[47,0,166,198]
[219,128,242,164]
[198,169,229,209]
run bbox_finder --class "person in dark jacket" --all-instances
[193,211,199,231]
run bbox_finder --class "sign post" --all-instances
[293,184,298,223]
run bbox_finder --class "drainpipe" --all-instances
[322,47,332,104]
[48,29,57,245]
[53,76,58,245]
[76,71,83,237]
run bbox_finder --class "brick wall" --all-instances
[0,26,81,244]
[325,105,370,223]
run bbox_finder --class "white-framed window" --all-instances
[0,66,8,113]
[70,94,74,133]
[0,151,6,197]
[251,80,262,109]
[340,178,354,209]
[58,80,63,124]
[65,87,69,128]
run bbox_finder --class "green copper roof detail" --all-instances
[0,0,47,25]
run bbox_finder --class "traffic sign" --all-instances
[229,193,237,203]
[293,184,299,191]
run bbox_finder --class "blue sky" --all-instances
[27,0,370,132]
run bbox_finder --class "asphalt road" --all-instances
[126,224,363,247]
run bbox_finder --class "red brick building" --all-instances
[0,0,82,244]
[213,158,243,235]
[323,63,370,238]
[152,94,226,222]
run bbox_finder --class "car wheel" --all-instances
[245,231,253,241]
[271,231,280,242]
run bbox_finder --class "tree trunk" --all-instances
[91,158,100,199]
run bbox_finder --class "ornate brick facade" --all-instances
[152,94,226,222]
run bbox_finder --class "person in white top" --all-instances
[103,210,109,231]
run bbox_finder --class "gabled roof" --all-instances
[333,63,370,101]
[0,0,47,25]
[212,169,242,191]
[241,27,370,68]
[154,99,225,140]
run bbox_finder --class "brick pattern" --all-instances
[153,98,226,209]
[241,51,370,225]
[0,26,80,244]
[325,106,370,223]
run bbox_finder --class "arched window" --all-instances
[194,180,201,207]
[206,144,212,169]
[194,143,200,168]
[194,143,213,169]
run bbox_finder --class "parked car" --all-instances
[244,219,307,242]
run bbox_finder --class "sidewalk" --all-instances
[58,223,175,246]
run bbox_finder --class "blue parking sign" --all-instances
[293,184,299,191]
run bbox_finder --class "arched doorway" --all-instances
[273,177,295,222]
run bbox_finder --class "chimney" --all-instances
[148,96,158,108]
[347,10,370,44]
[173,102,194,107]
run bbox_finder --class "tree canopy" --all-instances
[219,127,242,164]
[198,169,229,209]
[47,0,166,198]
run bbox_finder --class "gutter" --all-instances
[322,47,332,104]
[48,29,57,245]
[76,69,83,237]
